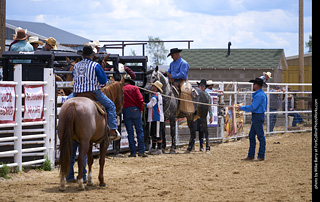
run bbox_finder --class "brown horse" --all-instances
[58,80,124,191]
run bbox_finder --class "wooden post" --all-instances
[298,0,304,110]
[0,0,6,57]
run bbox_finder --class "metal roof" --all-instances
[180,48,287,70]
[6,19,90,45]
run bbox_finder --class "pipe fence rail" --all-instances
[0,65,55,171]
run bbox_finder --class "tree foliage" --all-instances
[146,36,167,66]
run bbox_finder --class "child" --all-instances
[145,81,164,155]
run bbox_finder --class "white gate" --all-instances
[0,64,55,171]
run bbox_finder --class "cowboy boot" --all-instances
[109,129,121,141]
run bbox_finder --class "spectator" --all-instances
[29,36,43,51]
[145,81,164,155]
[269,85,282,132]
[9,27,33,63]
[123,78,147,157]
[282,93,305,127]
[42,37,57,51]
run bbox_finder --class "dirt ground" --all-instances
[0,132,312,201]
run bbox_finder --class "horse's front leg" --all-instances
[78,142,89,191]
[169,116,176,154]
[98,139,107,187]
[87,144,93,186]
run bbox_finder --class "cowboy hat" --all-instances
[150,80,163,93]
[28,36,44,45]
[123,74,136,85]
[77,45,95,57]
[249,78,265,87]
[167,48,182,57]
[263,72,272,79]
[196,79,206,86]
[206,80,214,86]
[44,37,58,50]
[13,29,30,41]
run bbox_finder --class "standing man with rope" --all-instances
[238,78,267,161]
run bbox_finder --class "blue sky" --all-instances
[6,0,312,59]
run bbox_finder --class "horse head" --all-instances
[145,66,169,94]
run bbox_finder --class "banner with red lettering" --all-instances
[0,84,16,124]
[23,85,45,122]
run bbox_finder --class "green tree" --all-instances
[305,35,312,52]
[146,36,167,66]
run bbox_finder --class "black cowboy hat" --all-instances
[167,48,183,57]
[77,46,95,56]
[196,79,206,86]
[249,78,265,87]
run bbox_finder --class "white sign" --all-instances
[208,92,218,127]
[0,84,16,124]
[23,85,45,122]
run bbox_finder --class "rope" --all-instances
[137,86,239,108]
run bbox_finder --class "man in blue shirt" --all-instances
[239,78,267,161]
[167,48,189,85]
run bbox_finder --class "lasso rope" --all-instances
[137,86,239,108]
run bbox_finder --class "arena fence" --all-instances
[170,81,312,145]
[0,65,55,170]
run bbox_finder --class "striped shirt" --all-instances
[72,58,107,93]
[146,93,164,122]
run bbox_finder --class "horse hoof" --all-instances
[87,181,93,186]
[99,183,107,187]
[59,187,66,192]
[184,150,191,154]
[169,149,176,154]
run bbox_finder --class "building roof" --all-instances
[180,48,287,70]
[6,19,90,46]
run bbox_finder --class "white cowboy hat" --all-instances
[206,80,214,85]
[150,80,163,93]
[28,36,44,45]
[263,72,272,79]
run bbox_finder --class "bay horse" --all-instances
[145,67,210,153]
[58,79,124,191]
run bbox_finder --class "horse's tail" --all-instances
[58,102,76,179]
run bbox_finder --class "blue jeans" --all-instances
[288,113,304,126]
[123,106,145,155]
[67,142,87,182]
[68,90,117,129]
[269,109,278,132]
[248,113,266,159]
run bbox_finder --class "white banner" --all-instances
[208,92,218,127]
[23,85,45,122]
[0,84,16,124]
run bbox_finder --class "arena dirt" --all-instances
[0,132,312,201]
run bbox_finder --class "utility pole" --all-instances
[0,0,5,57]
[299,0,304,95]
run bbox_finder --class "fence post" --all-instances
[43,68,56,169]
[285,85,289,132]
[13,64,22,171]
[266,85,270,134]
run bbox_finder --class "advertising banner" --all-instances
[23,85,45,122]
[0,84,16,124]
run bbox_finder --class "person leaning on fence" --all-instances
[145,81,164,155]
[259,72,272,88]
[238,78,267,161]
[269,85,282,132]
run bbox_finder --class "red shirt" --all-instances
[123,84,144,111]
